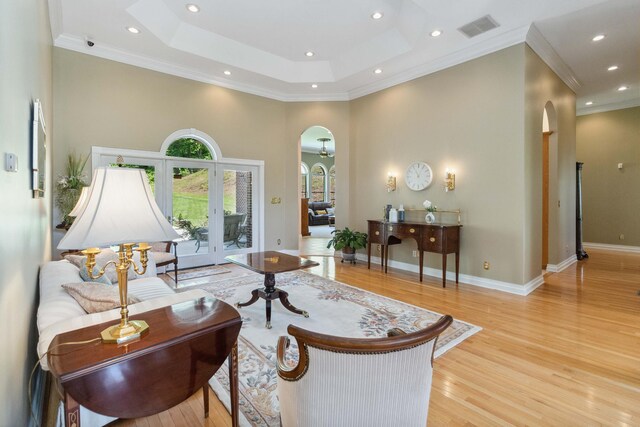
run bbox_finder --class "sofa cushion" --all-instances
[79,264,112,285]
[66,249,157,283]
[62,282,141,314]
[66,249,119,283]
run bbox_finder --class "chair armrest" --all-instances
[276,335,309,381]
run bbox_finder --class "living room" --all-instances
[2,0,639,426]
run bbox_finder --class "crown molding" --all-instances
[348,25,531,100]
[53,34,350,103]
[525,24,581,93]
[577,97,640,116]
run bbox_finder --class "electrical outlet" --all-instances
[483,261,490,270]
[376,244,381,252]
[277,238,281,245]
[412,250,418,258]
[271,197,281,204]
[619,234,625,240]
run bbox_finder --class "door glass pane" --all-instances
[172,167,209,256]
[223,169,252,251]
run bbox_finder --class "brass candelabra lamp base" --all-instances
[100,320,150,344]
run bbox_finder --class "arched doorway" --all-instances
[299,126,335,255]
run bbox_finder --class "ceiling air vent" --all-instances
[458,15,500,38]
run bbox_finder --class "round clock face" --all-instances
[405,161,433,191]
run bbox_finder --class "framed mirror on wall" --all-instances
[32,99,46,198]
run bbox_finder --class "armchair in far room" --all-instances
[276,315,453,427]
[150,241,178,287]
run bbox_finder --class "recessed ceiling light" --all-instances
[607,65,619,71]
[311,84,318,89]
[186,4,199,13]
[430,30,442,37]
[126,27,140,34]
[585,101,593,106]
[374,68,382,74]
[592,34,605,42]
[618,85,628,91]
[371,12,383,20]
[223,70,231,76]
[305,51,314,57]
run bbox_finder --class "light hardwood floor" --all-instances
[110,248,639,426]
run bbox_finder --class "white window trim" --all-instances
[310,162,329,202]
[301,162,310,198]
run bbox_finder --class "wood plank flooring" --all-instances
[110,248,639,426]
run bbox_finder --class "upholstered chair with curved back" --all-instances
[276,315,453,427]
[150,241,178,287]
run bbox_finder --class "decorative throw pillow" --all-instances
[127,251,157,280]
[315,209,328,215]
[79,264,112,285]
[62,282,141,314]
[65,248,119,283]
[66,248,157,282]
[326,207,335,215]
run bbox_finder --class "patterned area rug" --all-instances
[177,269,481,427]
[176,265,231,280]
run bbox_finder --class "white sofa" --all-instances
[37,259,209,426]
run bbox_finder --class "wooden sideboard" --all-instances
[367,220,462,287]
[301,198,310,236]
[48,297,242,427]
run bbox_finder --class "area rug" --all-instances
[176,265,231,280]
[178,269,481,427]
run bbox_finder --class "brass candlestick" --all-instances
[84,243,151,344]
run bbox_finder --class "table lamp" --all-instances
[58,167,180,343]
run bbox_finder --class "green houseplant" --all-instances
[55,152,89,229]
[326,227,368,264]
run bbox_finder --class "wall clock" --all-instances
[405,161,433,191]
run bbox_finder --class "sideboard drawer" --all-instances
[368,221,385,244]
[422,228,443,253]
[387,223,421,239]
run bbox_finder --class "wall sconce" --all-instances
[386,173,397,192]
[444,169,455,192]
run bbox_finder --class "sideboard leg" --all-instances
[442,253,447,288]
[64,392,80,427]
[203,384,209,418]
[455,251,460,284]
[229,341,239,427]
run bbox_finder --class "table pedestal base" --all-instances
[236,273,309,328]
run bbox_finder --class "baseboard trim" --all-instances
[357,253,540,296]
[583,242,640,253]
[546,254,578,273]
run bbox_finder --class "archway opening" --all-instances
[299,126,335,252]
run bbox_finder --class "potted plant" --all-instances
[55,152,89,229]
[423,200,437,224]
[326,227,368,264]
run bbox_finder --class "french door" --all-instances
[166,159,216,268]
[92,148,262,268]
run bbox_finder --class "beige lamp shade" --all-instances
[58,167,179,249]
[68,186,90,217]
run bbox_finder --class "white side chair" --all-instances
[276,315,453,427]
